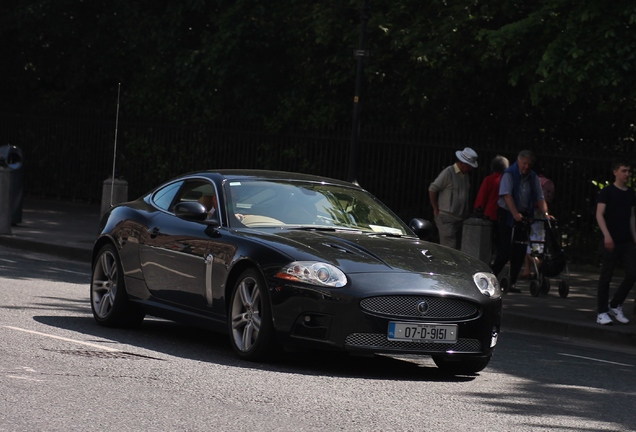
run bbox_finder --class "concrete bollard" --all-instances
[0,167,11,235]
[101,177,129,217]
[461,217,493,264]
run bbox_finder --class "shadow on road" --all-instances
[32,314,475,383]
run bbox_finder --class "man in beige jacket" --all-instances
[428,147,478,249]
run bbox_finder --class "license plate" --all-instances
[388,322,457,343]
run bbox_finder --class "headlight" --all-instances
[473,272,500,298]
[276,262,347,288]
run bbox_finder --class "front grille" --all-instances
[345,333,482,353]
[360,296,478,319]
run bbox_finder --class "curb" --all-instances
[0,236,92,263]
[502,310,636,347]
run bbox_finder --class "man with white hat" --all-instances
[428,147,479,249]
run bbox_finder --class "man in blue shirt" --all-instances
[491,150,550,293]
[595,158,636,325]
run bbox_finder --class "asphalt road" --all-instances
[1,246,636,431]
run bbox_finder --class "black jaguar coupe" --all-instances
[91,170,502,374]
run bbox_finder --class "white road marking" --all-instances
[3,326,120,352]
[0,258,17,263]
[558,353,634,367]
[48,267,89,276]
[7,375,44,382]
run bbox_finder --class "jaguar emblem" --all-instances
[417,301,429,315]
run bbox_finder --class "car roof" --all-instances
[180,170,359,189]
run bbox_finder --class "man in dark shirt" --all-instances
[595,158,636,325]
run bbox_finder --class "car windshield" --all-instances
[225,179,411,235]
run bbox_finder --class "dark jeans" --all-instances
[597,241,636,313]
[491,208,529,286]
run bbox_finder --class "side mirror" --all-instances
[409,218,434,240]
[174,202,208,222]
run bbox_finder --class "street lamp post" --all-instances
[347,0,370,185]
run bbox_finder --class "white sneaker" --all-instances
[596,312,613,325]
[608,304,630,324]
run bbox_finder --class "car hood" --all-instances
[240,228,491,277]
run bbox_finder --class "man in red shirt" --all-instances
[474,155,509,261]
[474,155,510,222]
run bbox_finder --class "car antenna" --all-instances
[110,83,121,207]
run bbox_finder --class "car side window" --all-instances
[171,180,217,214]
[152,181,184,211]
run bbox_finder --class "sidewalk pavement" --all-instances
[1,197,635,349]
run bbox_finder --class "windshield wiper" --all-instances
[364,231,409,238]
[285,226,363,233]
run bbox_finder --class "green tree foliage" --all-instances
[477,0,636,138]
[1,0,635,139]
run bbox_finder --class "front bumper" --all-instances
[269,275,502,356]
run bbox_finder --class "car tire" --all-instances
[90,244,145,328]
[432,355,492,375]
[228,268,277,361]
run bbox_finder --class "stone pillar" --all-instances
[101,177,129,217]
[461,217,493,264]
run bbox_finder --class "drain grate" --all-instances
[45,349,163,360]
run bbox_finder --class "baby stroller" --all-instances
[500,217,570,297]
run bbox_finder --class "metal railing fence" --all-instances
[2,113,629,264]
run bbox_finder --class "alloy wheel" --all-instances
[92,250,119,319]
[230,276,262,352]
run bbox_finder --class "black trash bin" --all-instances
[0,145,24,225]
